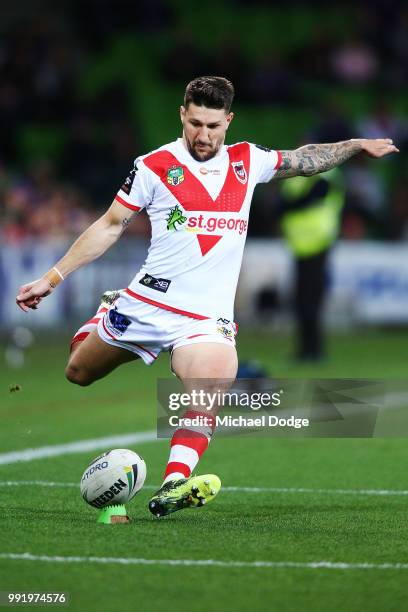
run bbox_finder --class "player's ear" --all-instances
[226,112,234,129]
[180,106,186,123]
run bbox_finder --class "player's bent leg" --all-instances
[69,289,122,354]
[65,328,137,387]
[171,342,238,471]
[171,342,238,381]
[148,343,237,517]
[169,342,237,477]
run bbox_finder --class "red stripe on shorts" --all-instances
[101,317,117,341]
[133,343,157,361]
[186,334,209,340]
[101,314,157,361]
[70,331,89,349]
[86,317,103,325]
[125,288,209,320]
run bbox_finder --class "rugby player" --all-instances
[16,76,398,517]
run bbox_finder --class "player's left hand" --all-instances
[360,138,399,158]
[16,277,53,312]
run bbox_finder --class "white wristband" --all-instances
[53,266,65,281]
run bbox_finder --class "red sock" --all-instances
[163,409,216,483]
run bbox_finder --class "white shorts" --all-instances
[97,291,237,365]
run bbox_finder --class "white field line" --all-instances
[1,480,408,497]
[1,552,408,571]
[0,431,157,466]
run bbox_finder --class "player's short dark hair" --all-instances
[184,76,235,112]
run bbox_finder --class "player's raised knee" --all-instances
[65,363,92,387]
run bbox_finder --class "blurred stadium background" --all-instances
[1,0,407,341]
[1,2,408,610]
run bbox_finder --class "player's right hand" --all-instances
[16,278,53,312]
[360,138,399,158]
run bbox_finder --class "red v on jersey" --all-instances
[143,143,250,255]
[196,234,222,256]
[143,142,250,212]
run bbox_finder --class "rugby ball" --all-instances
[80,448,146,509]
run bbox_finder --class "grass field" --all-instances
[1,328,408,611]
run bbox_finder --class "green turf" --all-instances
[1,330,408,611]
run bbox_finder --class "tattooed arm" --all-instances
[274,138,399,179]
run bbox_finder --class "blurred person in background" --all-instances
[385,170,408,240]
[278,168,344,362]
[0,159,95,245]
[330,35,379,84]
[358,100,407,144]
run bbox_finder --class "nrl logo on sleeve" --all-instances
[167,165,184,186]
[231,161,247,184]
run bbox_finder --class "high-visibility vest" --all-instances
[280,169,344,257]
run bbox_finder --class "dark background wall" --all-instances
[1,0,407,242]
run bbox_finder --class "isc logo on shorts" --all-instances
[106,308,132,337]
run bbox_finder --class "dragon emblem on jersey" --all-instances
[166,205,187,231]
[231,160,247,185]
[167,165,185,186]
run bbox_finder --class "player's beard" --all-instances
[186,138,220,162]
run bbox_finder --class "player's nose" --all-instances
[197,127,210,143]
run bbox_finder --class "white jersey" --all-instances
[114,138,282,321]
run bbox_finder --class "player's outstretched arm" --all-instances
[16,199,136,312]
[274,138,399,179]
